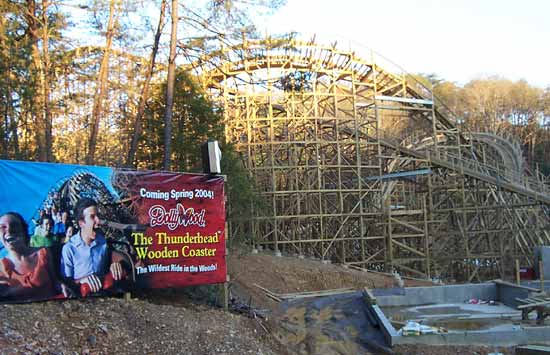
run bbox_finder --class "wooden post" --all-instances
[224,274,230,312]
[540,261,545,293]
[223,218,229,311]
[516,259,521,285]
[124,292,131,301]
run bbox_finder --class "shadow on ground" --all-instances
[272,292,393,355]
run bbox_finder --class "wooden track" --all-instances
[194,36,550,281]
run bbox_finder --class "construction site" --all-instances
[194,36,550,283]
[2,0,550,352]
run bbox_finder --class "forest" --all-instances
[432,76,550,174]
[1,1,549,175]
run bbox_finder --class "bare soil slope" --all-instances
[0,252,511,355]
[227,252,430,309]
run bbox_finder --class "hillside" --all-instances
[0,252,512,355]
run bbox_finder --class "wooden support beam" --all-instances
[200,38,550,283]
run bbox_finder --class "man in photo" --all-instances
[60,198,127,296]
[53,211,70,240]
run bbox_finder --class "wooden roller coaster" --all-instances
[194,35,550,282]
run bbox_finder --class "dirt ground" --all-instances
[0,251,517,355]
[227,252,432,308]
[228,252,513,355]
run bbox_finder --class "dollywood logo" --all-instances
[148,204,206,230]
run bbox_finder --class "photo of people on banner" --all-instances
[0,160,226,303]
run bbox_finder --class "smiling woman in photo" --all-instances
[0,212,62,300]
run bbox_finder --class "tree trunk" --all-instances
[127,0,167,167]
[3,76,19,159]
[1,57,10,159]
[163,0,178,171]
[0,16,8,158]
[10,96,19,159]
[86,0,118,165]
[26,0,46,161]
[41,0,52,161]
[1,102,7,159]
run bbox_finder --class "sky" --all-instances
[258,0,550,88]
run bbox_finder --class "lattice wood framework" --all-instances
[195,37,550,281]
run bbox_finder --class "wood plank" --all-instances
[362,287,377,305]
[279,288,357,300]
[516,345,550,355]
[389,217,425,233]
[517,300,550,309]
[391,239,426,257]
[253,283,282,302]
[515,298,531,304]
[492,279,541,292]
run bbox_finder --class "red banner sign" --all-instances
[128,171,226,288]
[0,160,226,303]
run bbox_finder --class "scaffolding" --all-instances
[195,36,550,281]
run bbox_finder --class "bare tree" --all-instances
[25,0,53,161]
[127,0,167,167]
[86,0,118,165]
[163,0,178,171]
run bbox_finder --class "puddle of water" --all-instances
[425,318,510,331]
[382,304,520,331]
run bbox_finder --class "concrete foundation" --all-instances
[535,246,550,279]
[369,282,550,347]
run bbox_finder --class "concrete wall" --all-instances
[534,246,550,279]
[375,283,496,307]
[496,282,534,308]
[369,304,399,345]
[371,281,550,347]
[522,280,550,292]
[392,326,550,347]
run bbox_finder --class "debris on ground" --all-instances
[398,321,445,336]
[0,252,518,355]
